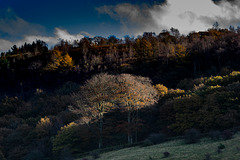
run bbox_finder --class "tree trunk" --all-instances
[99,117,103,149]
[135,109,139,143]
[128,111,131,145]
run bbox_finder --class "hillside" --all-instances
[1,29,240,159]
[79,133,240,160]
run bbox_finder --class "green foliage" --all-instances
[0,57,10,69]
[95,133,240,160]
[52,122,79,154]
[169,94,202,133]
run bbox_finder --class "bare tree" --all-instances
[116,74,158,144]
[70,73,158,146]
[70,73,119,149]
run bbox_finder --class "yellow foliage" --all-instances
[154,84,168,97]
[174,44,189,65]
[62,53,74,68]
[36,116,52,137]
[206,76,223,86]
[46,50,74,70]
[60,122,78,130]
[135,38,153,59]
[230,71,240,77]
[36,116,52,129]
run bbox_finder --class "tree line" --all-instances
[0,27,240,159]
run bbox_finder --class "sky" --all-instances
[1,0,240,52]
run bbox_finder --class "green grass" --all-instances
[77,133,240,160]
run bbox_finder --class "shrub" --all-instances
[218,143,225,150]
[52,122,80,154]
[206,76,223,86]
[208,130,221,140]
[141,139,154,147]
[154,84,168,97]
[147,133,166,144]
[163,152,170,158]
[184,128,200,144]
[222,129,233,140]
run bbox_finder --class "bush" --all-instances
[222,129,233,140]
[184,128,200,144]
[141,139,154,147]
[147,133,166,144]
[163,152,170,158]
[208,130,221,140]
[218,143,225,150]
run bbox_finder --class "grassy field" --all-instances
[78,133,240,160]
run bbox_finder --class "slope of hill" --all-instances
[79,133,240,160]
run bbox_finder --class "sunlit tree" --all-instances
[70,73,119,149]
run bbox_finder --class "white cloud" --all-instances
[0,27,89,52]
[0,39,14,52]
[54,28,85,41]
[97,0,240,35]
[0,8,91,52]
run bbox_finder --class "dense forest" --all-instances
[0,26,240,159]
